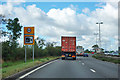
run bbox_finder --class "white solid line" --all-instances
[90,69,96,73]
[82,63,84,65]
[17,60,57,80]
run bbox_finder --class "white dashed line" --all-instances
[90,69,96,73]
[82,63,85,65]
[17,60,57,80]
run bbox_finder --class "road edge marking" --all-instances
[17,60,57,80]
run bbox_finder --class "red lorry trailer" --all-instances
[61,36,76,60]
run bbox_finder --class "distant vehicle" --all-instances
[83,53,88,57]
[79,53,84,56]
[92,52,94,54]
[76,46,84,56]
[76,52,84,56]
[111,52,119,56]
[61,36,76,60]
[104,52,110,55]
[104,51,110,55]
[76,52,78,55]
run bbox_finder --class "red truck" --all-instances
[61,36,76,60]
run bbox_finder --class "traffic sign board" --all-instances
[24,27,34,45]
[24,27,34,35]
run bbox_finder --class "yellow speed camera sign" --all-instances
[24,27,34,45]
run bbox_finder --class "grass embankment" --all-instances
[2,56,60,78]
[92,54,120,64]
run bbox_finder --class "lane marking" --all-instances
[90,69,96,73]
[17,60,57,80]
[82,63,85,65]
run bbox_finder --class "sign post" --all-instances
[25,45,26,63]
[24,27,35,62]
[33,45,34,61]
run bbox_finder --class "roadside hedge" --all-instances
[2,41,61,61]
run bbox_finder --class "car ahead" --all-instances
[111,52,119,56]
[104,51,110,55]
[83,53,88,57]
[104,52,110,55]
[80,52,84,56]
[76,52,84,56]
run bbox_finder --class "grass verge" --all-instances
[2,56,60,79]
[92,54,120,64]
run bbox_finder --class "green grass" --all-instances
[92,54,120,64]
[2,56,60,79]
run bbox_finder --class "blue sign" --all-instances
[27,28,31,33]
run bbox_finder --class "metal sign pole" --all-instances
[33,45,34,61]
[25,45,26,63]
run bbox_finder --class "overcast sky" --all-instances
[0,0,119,51]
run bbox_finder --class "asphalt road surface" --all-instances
[21,54,119,79]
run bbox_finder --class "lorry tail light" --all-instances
[72,55,76,57]
[62,55,65,57]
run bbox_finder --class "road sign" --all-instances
[24,27,34,45]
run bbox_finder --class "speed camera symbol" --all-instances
[25,36,33,43]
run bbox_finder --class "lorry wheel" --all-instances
[73,58,76,60]
[62,58,65,60]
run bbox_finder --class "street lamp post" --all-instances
[96,22,103,52]
[94,33,98,45]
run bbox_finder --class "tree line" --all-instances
[1,17,61,61]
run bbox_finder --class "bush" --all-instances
[92,54,120,64]
[2,41,61,61]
